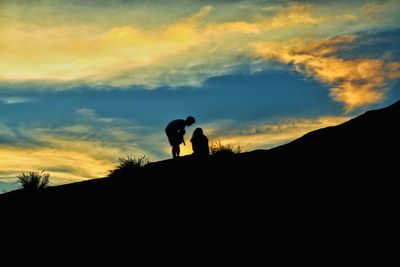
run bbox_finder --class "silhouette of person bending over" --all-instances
[165,116,196,159]
[190,127,209,158]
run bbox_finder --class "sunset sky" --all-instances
[1,0,400,191]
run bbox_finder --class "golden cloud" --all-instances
[0,114,160,185]
[1,1,398,108]
[0,144,113,183]
[0,131,158,185]
[254,35,399,111]
[266,2,322,29]
[205,2,322,35]
[0,3,324,86]
[206,116,350,152]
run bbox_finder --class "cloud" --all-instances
[0,122,17,141]
[76,108,122,123]
[0,97,35,104]
[0,145,112,181]
[1,1,399,110]
[264,2,322,30]
[0,5,222,87]
[387,62,400,79]
[0,108,164,185]
[204,2,323,35]
[203,116,350,152]
[254,35,400,111]
[3,1,397,88]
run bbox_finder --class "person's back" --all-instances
[165,119,186,135]
[190,128,209,158]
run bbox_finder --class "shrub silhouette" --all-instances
[210,141,241,157]
[107,155,150,178]
[17,171,50,191]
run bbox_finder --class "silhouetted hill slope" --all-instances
[239,100,400,174]
[1,100,399,211]
[275,99,400,156]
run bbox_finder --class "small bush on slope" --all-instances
[210,141,241,158]
[17,171,50,191]
[107,156,150,178]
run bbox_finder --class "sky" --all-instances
[1,0,400,192]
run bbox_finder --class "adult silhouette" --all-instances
[190,127,209,158]
[165,116,195,159]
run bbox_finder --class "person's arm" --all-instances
[178,126,186,142]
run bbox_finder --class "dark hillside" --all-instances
[1,100,399,214]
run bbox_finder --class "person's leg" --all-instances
[171,146,176,158]
[172,145,180,159]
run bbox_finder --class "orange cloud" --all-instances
[254,35,399,111]
[387,62,400,79]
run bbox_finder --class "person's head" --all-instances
[193,127,203,137]
[185,116,195,126]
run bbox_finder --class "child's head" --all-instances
[193,127,203,136]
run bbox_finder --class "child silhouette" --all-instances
[190,127,209,158]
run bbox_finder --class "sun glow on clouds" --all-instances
[0,5,216,85]
[0,145,112,182]
[254,35,400,111]
[0,110,160,184]
[1,1,399,108]
[205,116,350,152]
